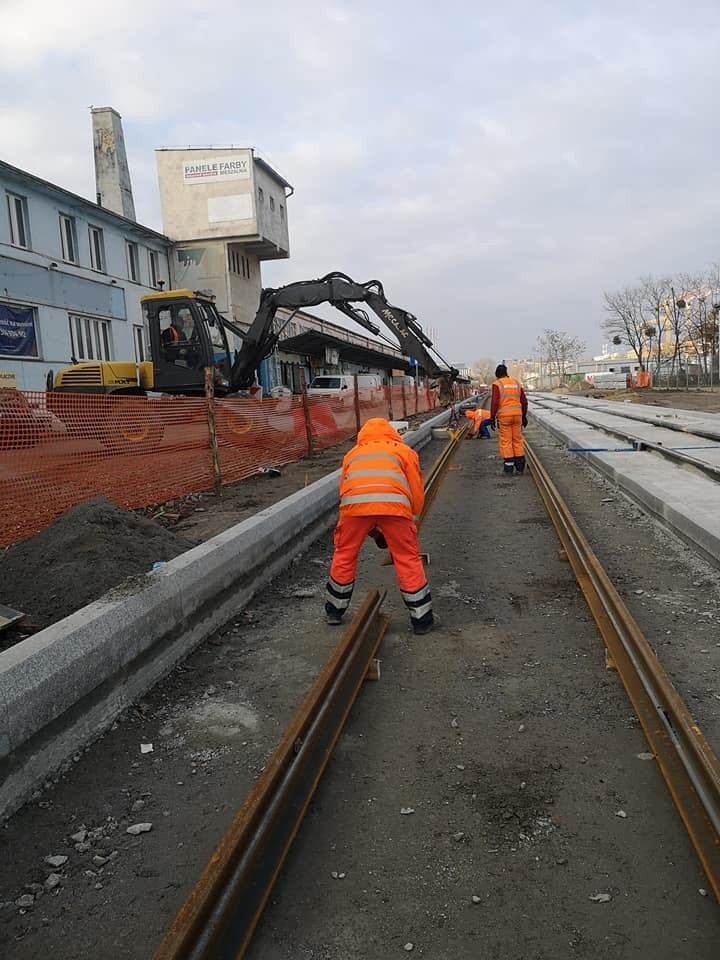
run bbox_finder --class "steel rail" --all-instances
[532,397,720,482]
[153,589,390,960]
[527,441,720,902]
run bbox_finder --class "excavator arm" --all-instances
[229,272,458,401]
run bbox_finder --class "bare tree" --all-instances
[639,274,671,375]
[471,357,496,385]
[535,329,586,384]
[603,286,648,370]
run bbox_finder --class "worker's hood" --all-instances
[357,417,403,445]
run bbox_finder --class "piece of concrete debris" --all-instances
[450,718,459,729]
[44,855,68,868]
[70,829,87,843]
[637,752,655,761]
[471,895,481,904]
[126,822,153,835]
[75,842,91,853]
[518,724,525,733]
[615,810,627,819]
[400,807,415,816]
[292,588,317,599]
[15,894,35,909]
[140,743,154,754]
[92,855,108,867]
[589,893,612,903]
[456,764,465,771]
[699,889,708,897]
[452,832,465,842]
[45,874,62,890]
[404,944,414,952]
[131,799,146,812]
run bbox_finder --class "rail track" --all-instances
[152,425,720,960]
[153,424,468,959]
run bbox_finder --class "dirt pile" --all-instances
[1,497,197,635]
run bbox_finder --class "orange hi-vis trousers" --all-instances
[326,515,432,626]
[497,414,524,463]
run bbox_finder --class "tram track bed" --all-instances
[1,425,719,958]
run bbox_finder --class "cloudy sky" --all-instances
[2,0,719,365]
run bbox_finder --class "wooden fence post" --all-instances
[204,367,222,495]
[353,373,361,434]
[299,370,314,457]
[401,382,407,420]
[387,382,394,421]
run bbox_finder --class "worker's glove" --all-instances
[522,415,528,428]
[368,527,388,550]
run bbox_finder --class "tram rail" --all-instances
[527,440,720,902]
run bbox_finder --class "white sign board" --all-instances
[207,194,253,223]
[183,156,250,185]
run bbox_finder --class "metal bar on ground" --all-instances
[153,589,389,960]
[527,440,720,902]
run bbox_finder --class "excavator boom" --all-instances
[230,272,458,400]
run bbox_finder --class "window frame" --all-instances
[148,249,160,288]
[88,225,106,272]
[59,213,78,263]
[68,313,112,362]
[126,241,140,283]
[133,325,146,362]
[7,192,31,249]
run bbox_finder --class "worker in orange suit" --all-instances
[489,364,528,474]
[325,417,435,635]
[464,405,493,439]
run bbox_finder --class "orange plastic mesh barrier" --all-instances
[1,384,469,546]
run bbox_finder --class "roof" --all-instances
[279,329,417,373]
[0,159,170,244]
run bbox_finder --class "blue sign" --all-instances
[0,304,38,357]
[407,357,418,366]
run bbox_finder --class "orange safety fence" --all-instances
[0,384,469,546]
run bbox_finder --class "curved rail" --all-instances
[527,440,720,901]
[153,589,390,960]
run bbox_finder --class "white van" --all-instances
[307,374,383,394]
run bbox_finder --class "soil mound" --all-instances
[1,496,197,633]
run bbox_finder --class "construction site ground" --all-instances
[1,390,720,958]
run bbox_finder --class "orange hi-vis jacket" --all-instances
[464,408,491,423]
[339,418,425,520]
[491,377,527,419]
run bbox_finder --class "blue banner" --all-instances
[0,304,38,357]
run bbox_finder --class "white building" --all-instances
[0,158,171,391]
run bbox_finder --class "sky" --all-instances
[2,0,720,366]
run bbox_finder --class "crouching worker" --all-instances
[325,417,435,635]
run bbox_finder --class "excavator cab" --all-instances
[142,289,234,395]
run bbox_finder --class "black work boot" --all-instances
[514,455,526,475]
[412,613,438,635]
[503,461,514,476]
[324,602,343,625]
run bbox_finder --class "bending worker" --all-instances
[489,363,528,474]
[464,405,493,439]
[325,417,435,635]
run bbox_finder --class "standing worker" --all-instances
[489,364,528,474]
[325,418,435,635]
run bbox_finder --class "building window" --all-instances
[126,241,140,282]
[59,214,78,263]
[7,193,30,249]
[269,195,275,212]
[69,314,111,361]
[89,226,105,272]
[243,255,250,279]
[133,325,146,362]
[258,187,264,204]
[0,302,39,358]
[280,203,285,222]
[148,249,160,288]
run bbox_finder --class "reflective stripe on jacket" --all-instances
[492,377,523,417]
[339,417,425,519]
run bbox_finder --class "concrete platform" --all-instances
[530,398,720,568]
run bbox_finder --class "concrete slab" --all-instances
[530,402,720,569]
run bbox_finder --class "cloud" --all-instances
[3,0,720,362]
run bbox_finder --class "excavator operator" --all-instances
[325,418,436,635]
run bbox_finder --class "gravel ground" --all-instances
[1,418,719,958]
